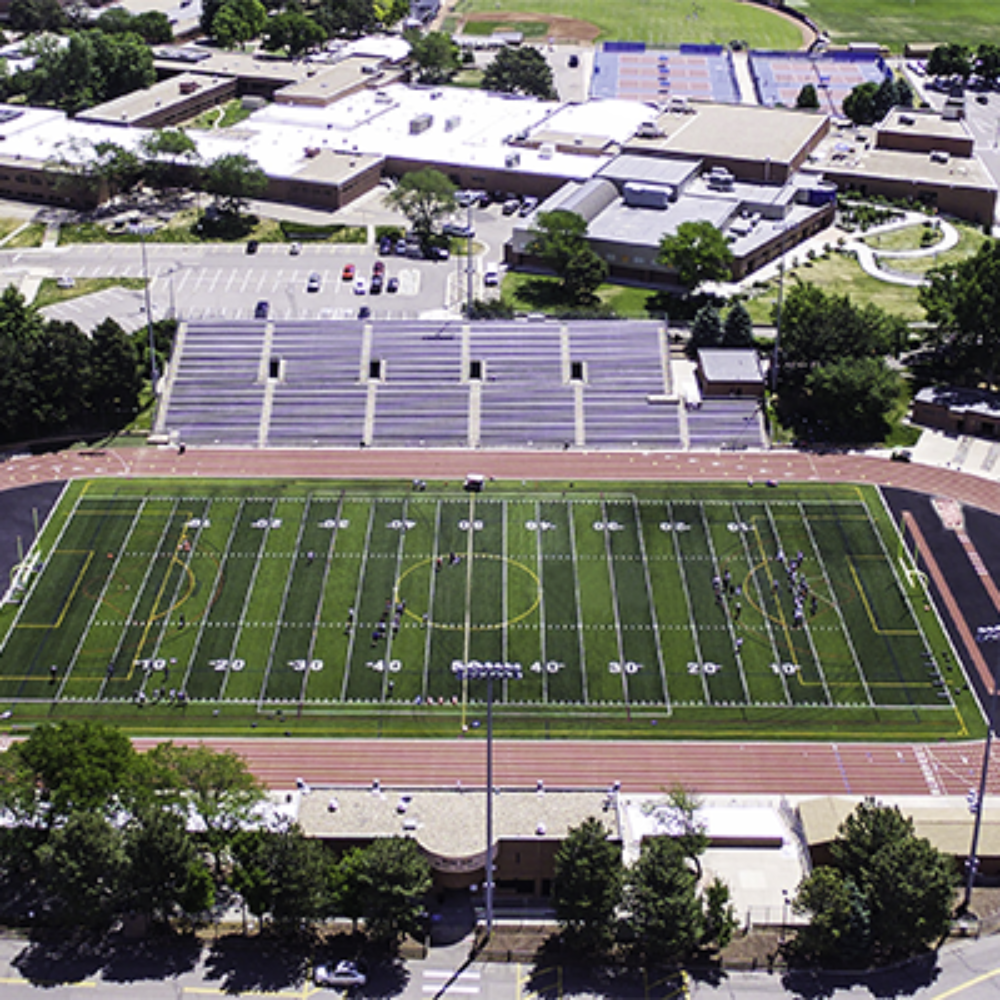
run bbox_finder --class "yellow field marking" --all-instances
[15,549,94,630]
[847,560,918,636]
[932,966,1000,998]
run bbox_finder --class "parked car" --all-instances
[342,263,356,280]
[379,236,393,255]
[483,264,500,287]
[357,305,371,319]
[518,197,538,217]
[254,300,270,319]
[395,238,409,255]
[443,222,475,238]
[502,198,520,215]
[370,274,383,294]
[354,277,367,295]
[56,275,75,289]
[314,960,366,988]
[372,260,385,276]
[246,240,259,254]
[307,272,321,292]
[568,53,579,67]
[386,276,399,293]
[289,242,301,255]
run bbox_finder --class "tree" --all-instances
[791,799,957,966]
[384,167,457,246]
[796,83,820,110]
[657,220,734,292]
[552,817,623,953]
[8,0,65,32]
[263,11,325,57]
[36,812,127,928]
[919,239,1000,385]
[133,10,174,42]
[977,43,1000,87]
[406,29,460,85]
[374,0,409,28]
[690,303,723,351]
[626,836,702,961]
[91,140,145,199]
[211,0,267,48]
[928,43,972,82]
[525,210,608,303]
[89,317,141,421]
[140,128,200,192]
[842,82,879,126]
[482,47,556,99]
[122,806,214,926]
[203,152,268,217]
[315,0,377,37]
[336,837,431,944]
[16,721,137,822]
[723,301,754,347]
[803,356,901,442]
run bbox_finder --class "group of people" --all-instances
[370,598,407,647]
[776,549,818,626]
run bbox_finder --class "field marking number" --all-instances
[366,659,401,673]
[530,660,565,674]
[136,658,169,672]
[525,520,555,531]
[210,658,245,671]
[389,519,416,530]
[688,661,721,675]
[289,659,324,672]
[727,522,751,533]
[459,519,483,531]
[186,518,210,528]
[252,518,282,529]
[610,660,642,674]
[320,518,350,529]
[593,521,623,531]
[659,521,690,532]
[771,662,800,676]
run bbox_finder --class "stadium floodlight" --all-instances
[964,626,1000,912]
[452,661,522,940]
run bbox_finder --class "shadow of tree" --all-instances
[203,932,311,994]
[782,951,941,1000]
[100,929,203,983]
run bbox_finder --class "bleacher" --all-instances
[160,319,766,452]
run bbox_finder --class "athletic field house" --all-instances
[0,475,980,743]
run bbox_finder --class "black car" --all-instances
[246,240,259,254]
[358,305,371,319]
[386,276,399,294]
[254,300,269,319]
[379,236,393,254]
[370,274,383,294]
[568,53,579,68]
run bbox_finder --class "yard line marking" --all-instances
[305,493,345,685]
[699,502,750,704]
[262,495,311,707]
[180,498,246,697]
[534,499,550,703]
[567,501,589,705]
[59,498,147,696]
[501,499,509,666]
[227,498,277,704]
[669,500,710,703]
[600,498,629,714]
[103,499,182,696]
[423,501,442,703]
[341,502,376,702]
[462,493,476,669]
[632,496,669,712]
[384,497,411,701]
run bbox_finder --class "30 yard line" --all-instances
[632,497,669,711]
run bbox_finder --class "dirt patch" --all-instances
[458,11,602,44]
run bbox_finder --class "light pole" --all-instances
[452,660,522,939]
[135,221,159,417]
[964,624,1000,913]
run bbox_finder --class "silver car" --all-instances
[314,960,366,988]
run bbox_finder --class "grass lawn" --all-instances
[59,212,291,247]
[5,223,46,249]
[462,18,550,36]
[0,478,976,742]
[187,99,254,131]
[862,224,945,253]
[787,0,1000,50]
[453,0,804,48]
[33,277,147,310]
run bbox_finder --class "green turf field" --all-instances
[787,0,1000,50]
[0,479,979,741]
[453,0,804,48]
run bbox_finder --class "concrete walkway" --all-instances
[844,212,959,287]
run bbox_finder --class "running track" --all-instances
[5,444,1000,798]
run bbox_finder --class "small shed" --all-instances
[696,348,765,398]
[912,385,1000,439]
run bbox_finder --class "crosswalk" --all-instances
[421,967,482,995]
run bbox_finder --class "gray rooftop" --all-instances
[698,348,764,384]
[597,153,701,188]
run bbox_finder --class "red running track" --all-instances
[5,444,1000,797]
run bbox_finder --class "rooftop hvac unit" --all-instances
[539,143,555,159]
[505,152,521,168]
[930,149,950,164]
[444,115,461,131]
[409,113,433,134]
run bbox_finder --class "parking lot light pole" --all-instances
[964,624,1000,913]
[452,661,522,940]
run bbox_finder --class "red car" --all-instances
[372,261,385,277]
[341,264,356,281]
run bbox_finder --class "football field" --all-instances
[0,478,979,740]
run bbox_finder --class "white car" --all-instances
[315,960,366,988]
[56,275,75,289]
[354,277,367,295]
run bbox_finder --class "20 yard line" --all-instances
[341,502,377,702]
[567,501,589,704]
[178,498,246,698]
